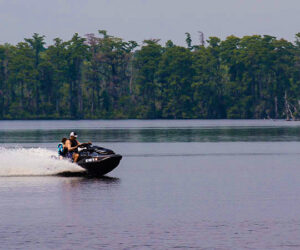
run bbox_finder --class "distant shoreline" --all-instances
[0,118,297,121]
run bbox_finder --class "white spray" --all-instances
[0,147,83,176]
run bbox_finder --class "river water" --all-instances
[0,120,300,249]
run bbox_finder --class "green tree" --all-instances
[192,37,226,118]
[134,39,163,118]
[65,33,88,118]
[157,46,194,118]
[24,33,46,114]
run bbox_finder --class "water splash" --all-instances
[0,147,83,176]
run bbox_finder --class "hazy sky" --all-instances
[1,0,300,46]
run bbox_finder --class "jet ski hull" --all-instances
[77,154,122,176]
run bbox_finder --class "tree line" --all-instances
[1,31,300,119]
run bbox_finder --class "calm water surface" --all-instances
[1,120,300,249]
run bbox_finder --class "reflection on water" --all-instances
[0,176,120,189]
[57,172,121,183]
[2,119,300,130]
[1,120,300,143]
[1,127,300,143]
[59,176,121,194]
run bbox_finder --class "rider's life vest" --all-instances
[69,139,79,153]
[58,143,64,156]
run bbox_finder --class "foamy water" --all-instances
[0,147,83,176]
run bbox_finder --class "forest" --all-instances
[1,31,300,120]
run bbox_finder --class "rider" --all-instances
[58,138,68,159]
[65,132,81,163]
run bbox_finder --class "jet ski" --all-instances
[76,143,122,176]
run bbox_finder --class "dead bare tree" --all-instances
[285,91,295,121]
[198,31,205,46]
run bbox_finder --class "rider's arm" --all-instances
[78,141,92,146]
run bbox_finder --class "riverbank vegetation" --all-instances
[1,31,300,119]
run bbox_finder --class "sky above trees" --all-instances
[0,0,300,45]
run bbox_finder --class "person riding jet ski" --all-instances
[58,138,68,159]
[65,132,91,163]
[57,132,122,176]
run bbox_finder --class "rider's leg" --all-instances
[73,153,79,163]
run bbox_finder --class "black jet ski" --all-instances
[76,143,122,176]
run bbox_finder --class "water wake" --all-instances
[0,147,83,176]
